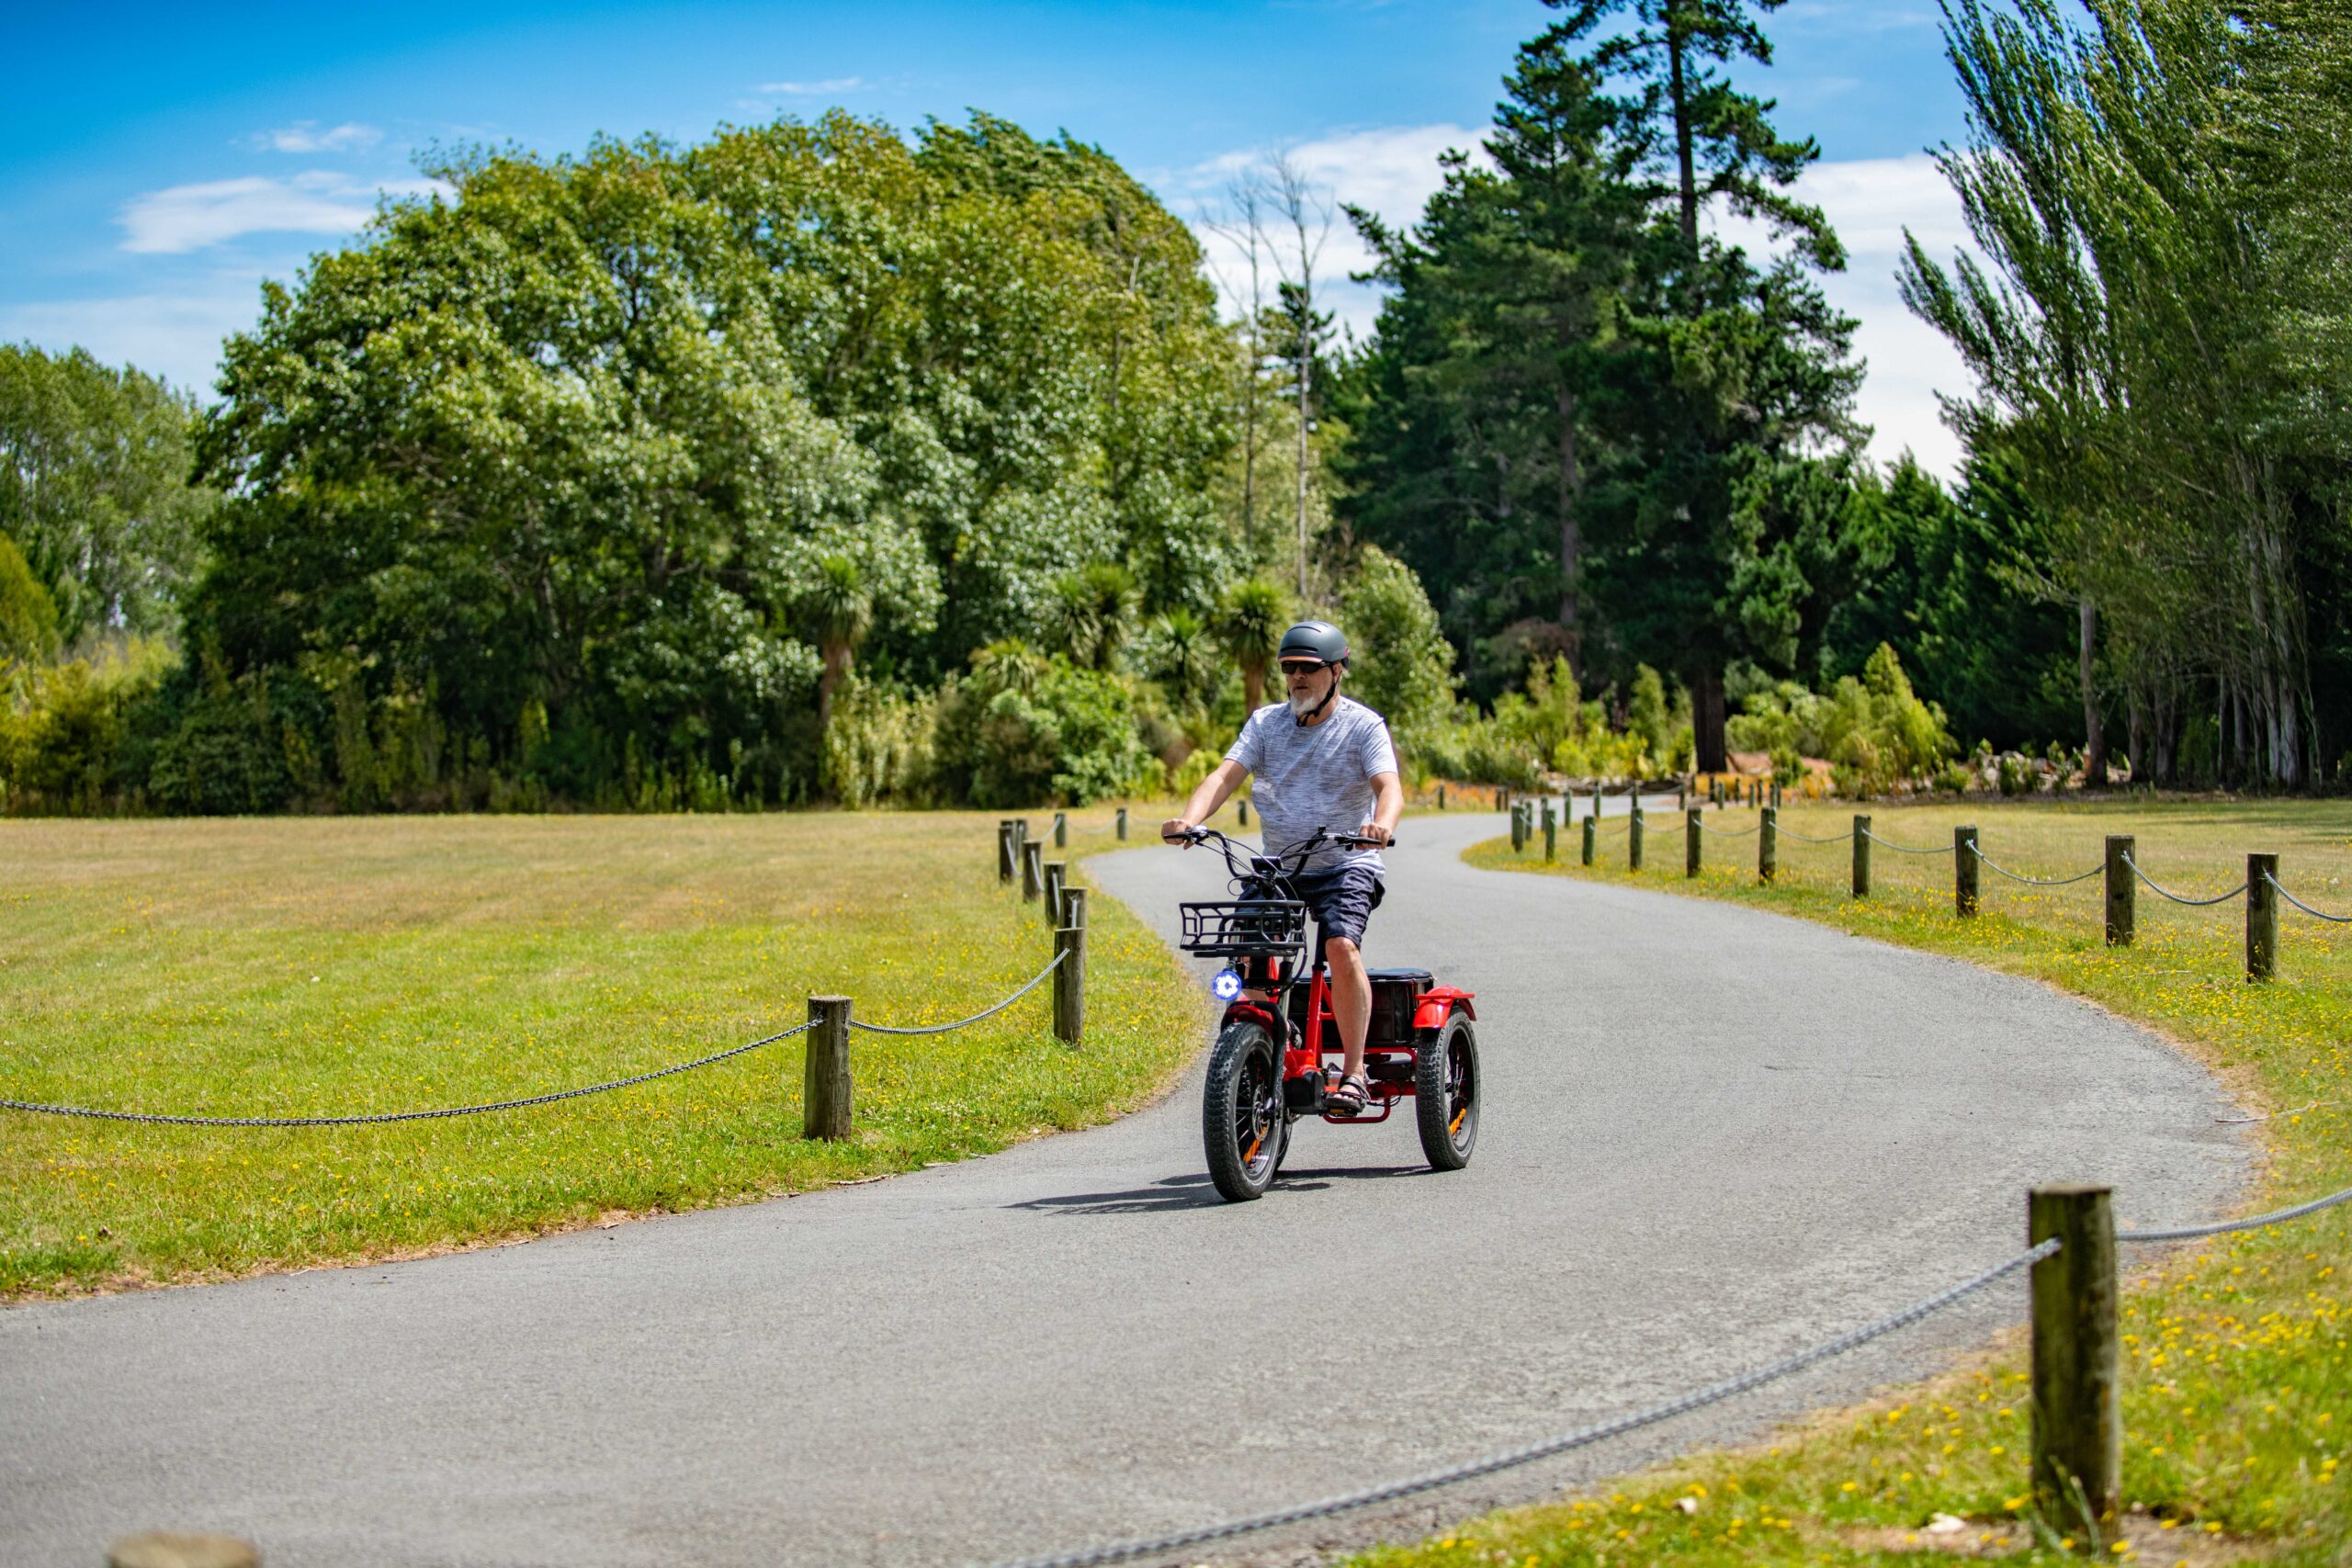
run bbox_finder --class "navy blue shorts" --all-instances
[1290,863,1385,957]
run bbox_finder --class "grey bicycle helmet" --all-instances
[1277,620,1350,725]
[1277,620,1351,667]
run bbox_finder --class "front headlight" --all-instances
[1211,968,1244,1000]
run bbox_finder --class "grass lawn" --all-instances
[1346,795,2349,1568]
[0,809,1205,1299]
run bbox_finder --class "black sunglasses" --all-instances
[1279,660,1329,676]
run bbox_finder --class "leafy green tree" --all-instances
[803,554,874,741]
[1139,606,1218,712]
[1901,0,2352,787]
[0,344,212,644]
[0,533,61,662]
[1554,0,1860,773]
[1342,25,1652,694]
[1217,577,1290,710]
[185,112,1236,808]
[1337,546,1458,742]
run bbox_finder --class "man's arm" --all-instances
[1162,758,1249,842]
[1361,771,1404,845]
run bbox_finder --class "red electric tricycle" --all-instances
[1168,824,1479,1201]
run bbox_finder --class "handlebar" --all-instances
[1163,823,1394,856]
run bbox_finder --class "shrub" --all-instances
[1725,644,1955,796]
[0,638,172,813]
[820,677,935,808]
[933,644,1159,807]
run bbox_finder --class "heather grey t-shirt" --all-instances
[1223,695,1398,874]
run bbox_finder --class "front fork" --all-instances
[1228,955,1333,1115]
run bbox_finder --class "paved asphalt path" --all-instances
[3,807,2245,1568]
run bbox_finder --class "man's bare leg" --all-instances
[1327,936,1372,1083]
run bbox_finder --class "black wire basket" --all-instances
[1178,899,1308,960]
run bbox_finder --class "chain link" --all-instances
[2120,852,2247,906]
[2264,872,2352,924]
[1697,819,1762,838]
[1967,844,2104,887]
[2120,1180,2352,1243]
[986,1242,2055,1568]
[1775,823,1855,845]
[1860,828,1954,856]
[848,951,1069,1035]
[0,1021,814,1128]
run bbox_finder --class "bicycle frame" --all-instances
[1176,825,1448,1122]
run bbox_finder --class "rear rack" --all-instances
[1179,899,1308,959]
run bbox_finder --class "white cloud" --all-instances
[1185,129,1980,479]
[1712,151,1981,477]
[756,77,866,95]
[0,276,266,398]
[249,120,383,153]
[1180,123,1486,347]
[118,171,449,254]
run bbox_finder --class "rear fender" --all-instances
[1411,987,1476,1031]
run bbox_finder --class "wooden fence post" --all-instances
[1678,784,1688,812]
[1770,782,1781,810]
[1686,807,1702,877]
[1238,797,1250,828]
[1851,814,1872,898]
[1115,806,1127,841]
[1759,806,1778,884]
[1055,890,1088,1045]
[803,995,853,1140]
[2030,1184,2120,1545]
[1041,861,1066,927]
[1543,798,1557,861]
[998,820,1017,883]
[1437,784,1447,810]
[2104,836,2134,946]
[1053,810,1067,848]
[1956,825,1980,917]
[2247,852,2278,981]
[1021,839,1043,902]
[1581,813,1596,866]
[1629,802,1645,872]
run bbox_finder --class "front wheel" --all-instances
[1415,1015,1478,1171]
[1203,1020,1285,1201]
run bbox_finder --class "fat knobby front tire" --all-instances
[1203,1020,1285,1201]
[1415,1015,1478,1171]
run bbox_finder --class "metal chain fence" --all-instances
[1968,845,2104,887]
[1860,828,1954,856]
[987,1242,2058,1568]
[848,951,1068,1036]
[2120,852,2248,907]
[0,1021,815,1128]
[3,942,1073,1126]
[993,1175,2352,1568]
[2265,872,2352,924]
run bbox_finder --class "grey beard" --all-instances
[1287,688,1319,719]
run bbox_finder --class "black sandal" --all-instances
[1325,1072,1369,1117]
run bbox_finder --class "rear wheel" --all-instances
[1203,1021,1284,1201]
[1414,1015,1478,1170]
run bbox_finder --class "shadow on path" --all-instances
[1007,1165,1433,1215]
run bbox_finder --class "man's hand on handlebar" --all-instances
[1160,818,1201,845]
[1351,823,1394,848]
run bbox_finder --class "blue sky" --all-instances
[0,0,1978,473]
